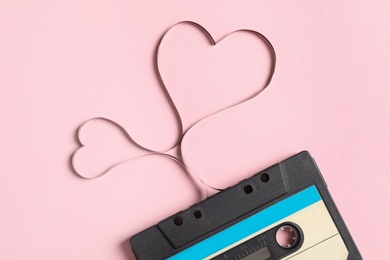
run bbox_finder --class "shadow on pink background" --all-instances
[1,1,389,259]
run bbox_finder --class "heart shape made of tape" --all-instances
[157,21,275,130]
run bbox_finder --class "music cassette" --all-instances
[130,151,361,259]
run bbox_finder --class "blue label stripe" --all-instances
[167,185,322,260]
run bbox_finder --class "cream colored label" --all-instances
[281,201,348,259]
[284,234,348,259]
[206,200,348,259]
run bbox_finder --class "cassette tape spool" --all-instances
[130,151,361,259]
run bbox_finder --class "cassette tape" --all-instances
[130,151,361,259]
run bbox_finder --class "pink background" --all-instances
[1,1,389,259]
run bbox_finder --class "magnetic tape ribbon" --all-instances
[71,21,277,197]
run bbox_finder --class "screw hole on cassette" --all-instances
[174,216,183,226]
[244,185,253,194]
[260,173,270,183]
[193,210,202,219]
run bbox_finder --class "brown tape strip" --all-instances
[71,21,277,197]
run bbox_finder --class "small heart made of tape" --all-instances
[72,118,149,179]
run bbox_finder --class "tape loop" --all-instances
[71,21,276,197]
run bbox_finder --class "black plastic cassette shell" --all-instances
[159,163,287,249]
[130,151,361,259]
